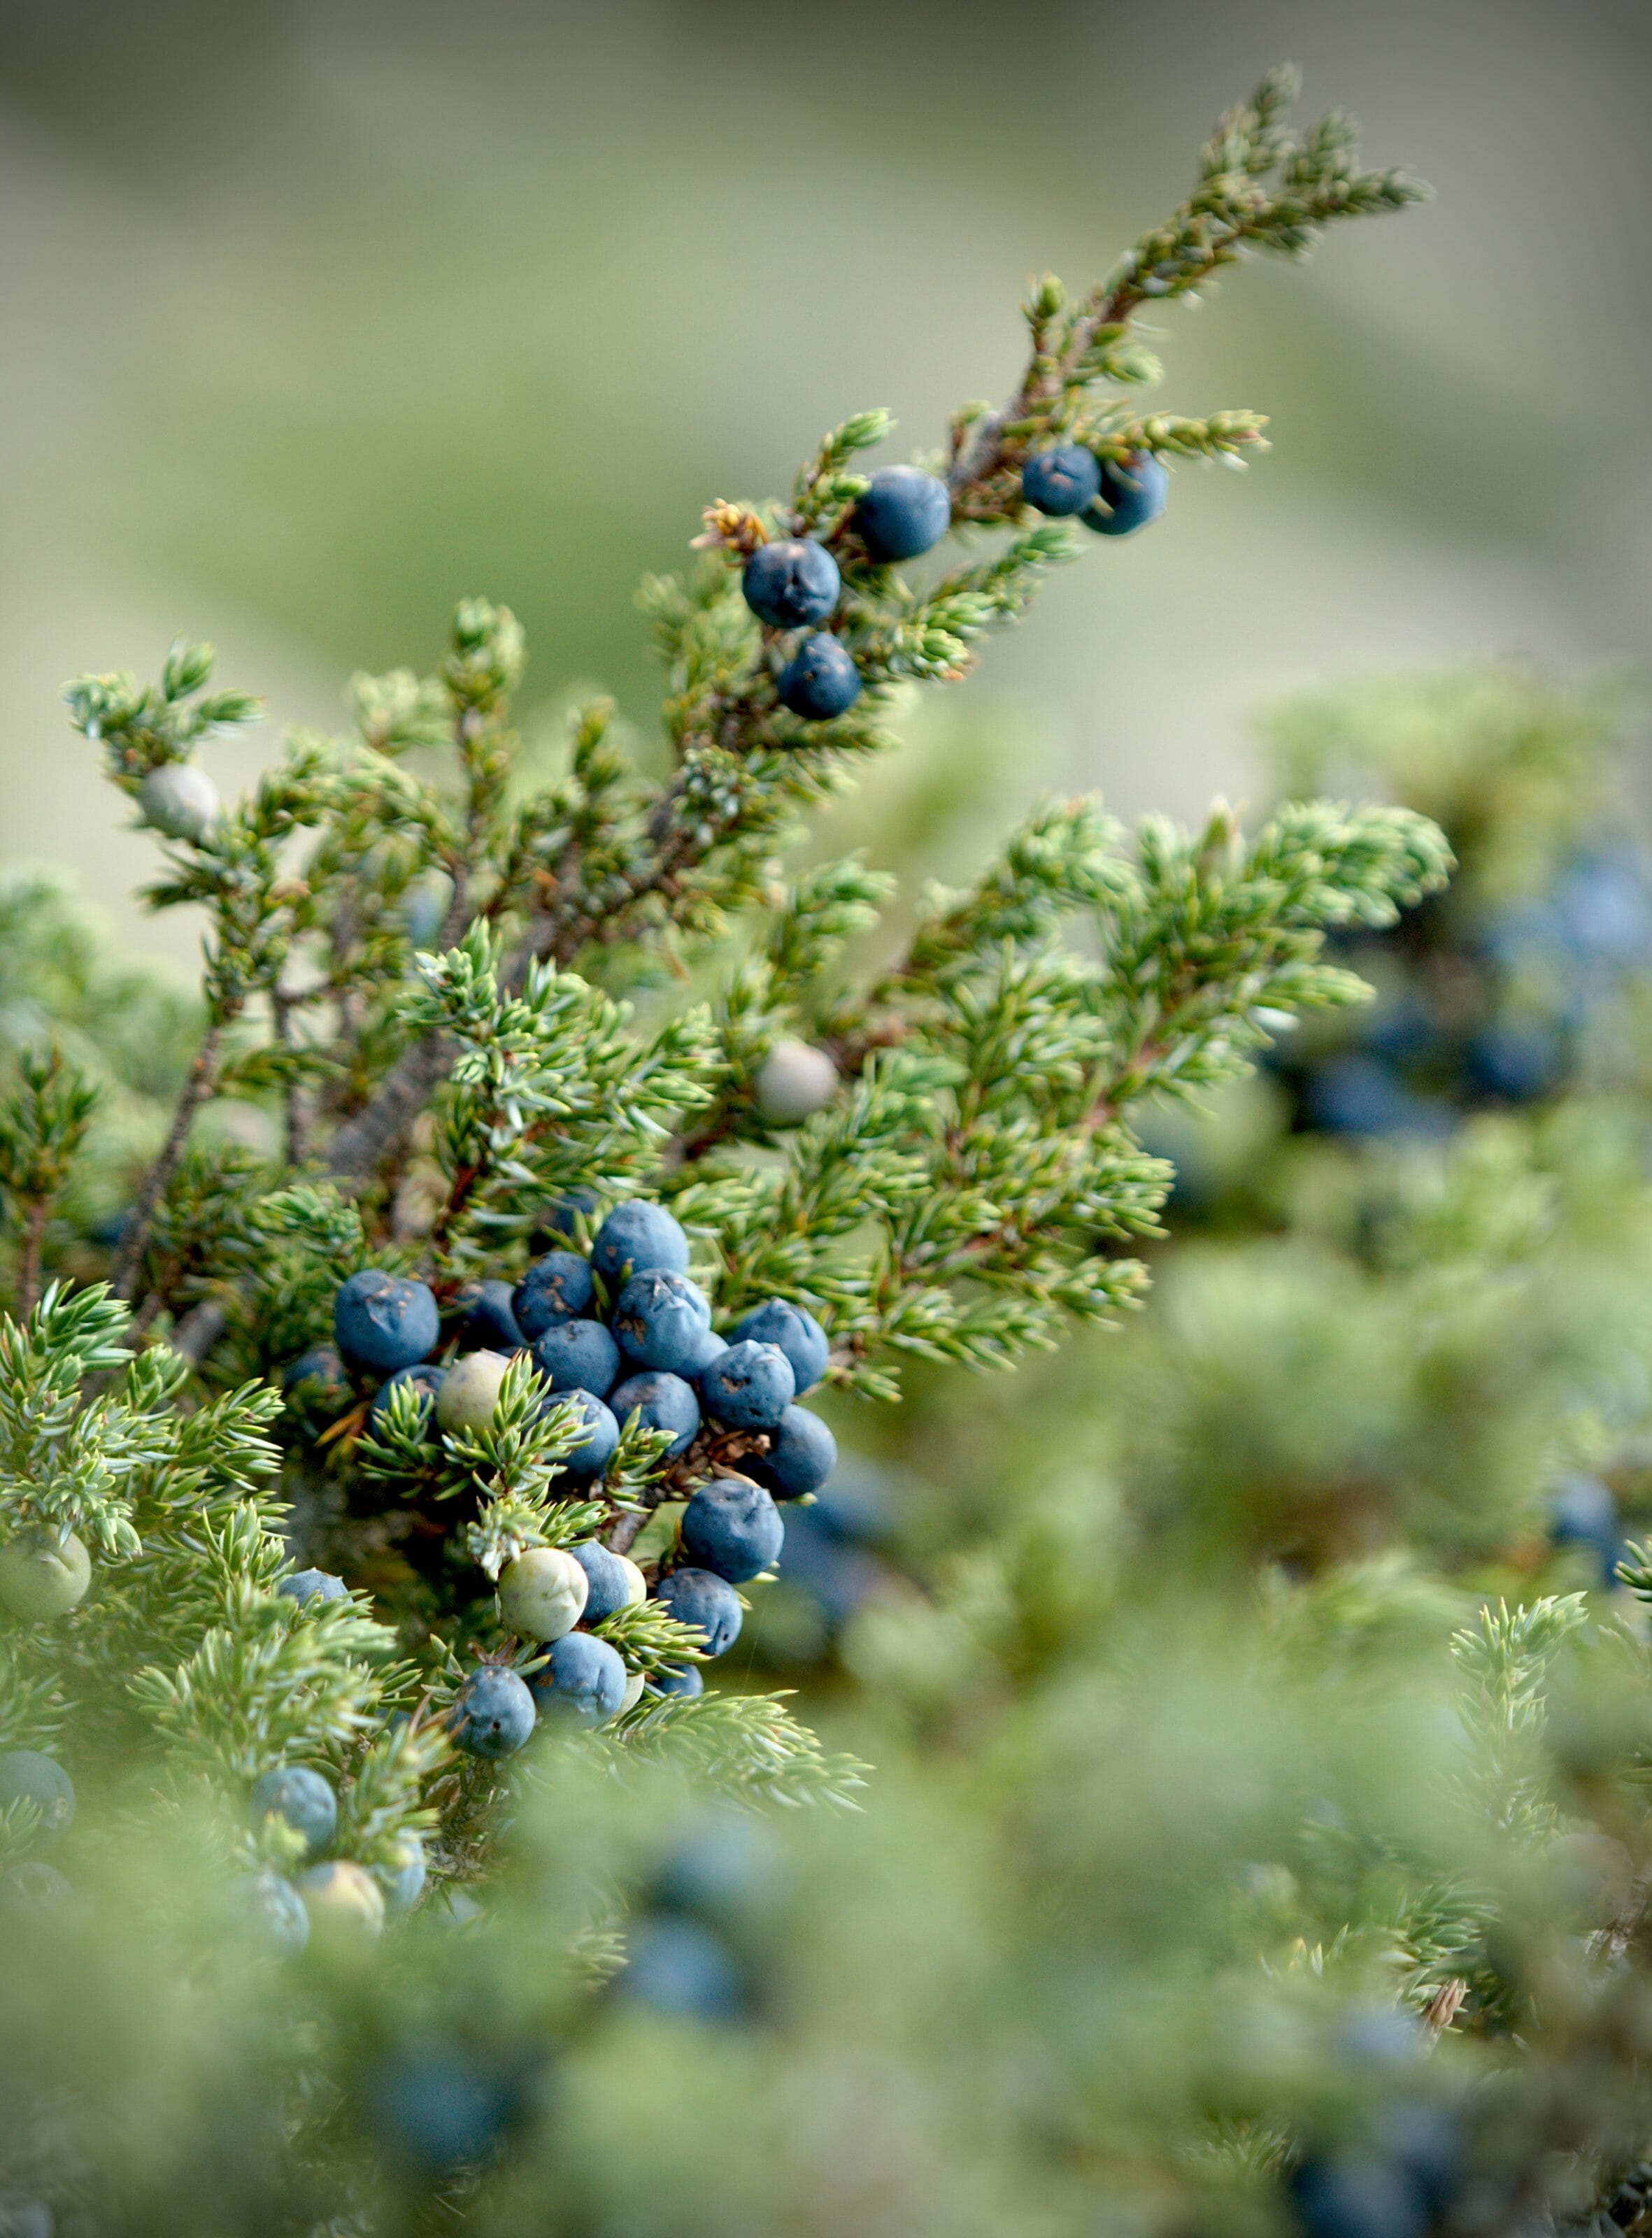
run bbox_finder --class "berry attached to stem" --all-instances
[1022,443,1102,516]
[778,635,862,721]
[855,464,951,562]
[1083,452,1169,537]
[0,1530,92,1622]
[497,1547,590,1642]
[742,539,841,629]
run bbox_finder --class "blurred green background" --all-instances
[1,0,1647,962]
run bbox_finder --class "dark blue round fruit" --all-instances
[1288,2149,1429,2238]
[531,1631,629,1725]
[278,1568,349,1606]
[751,1404,836,1499]
[369,1362,446,1427]
[770,1504,883,1632]
[551,1390,620,1478]
[250,1765,338,1861]
[688,1331,730,1385]
[1022,443,1102,516]
[655,1568,743,1657]
[778,634,862,722]
[1083,450,1169,536]
[855,464,950,562]
[238,1868,311,1955]
[512,1250,596,1341]
[613,1269,713,1373]
[569,1540,646,1623]
[608,1370,701,1460]
[452,1278,524,1353]
[1303,1056,1446,1141]
[0,1751,74,1844]
[729,1299,829,1394]
[333,1269,440,1376]
[282,1345,350,1409]
[1464,1018,1566,1104]
[681,1478,785,1583]
[1551,1471,1623,1589]
[741,538,841,629]
[532,1317,620,1397]
[1552,1471,1618,1546]
[699,1339,795,1431]
[654,1811,776,1918]
[449,1667,536,1760]
[592,1199,690,1287]
[618,1916,744,2020]
[1374,2101,1462,2218]
[650,1661,704,1699]
[365,2044,518,2172]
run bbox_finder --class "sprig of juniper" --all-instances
[50,69,1423,1345]
[946,64,1427,509]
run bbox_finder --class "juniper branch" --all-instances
[948,65,1425,504]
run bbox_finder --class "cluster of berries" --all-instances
[284,1196,838,1763]
[1282,2007,1486,2238]
[742,446,1168,725]
[1020,444,1171,534]
[1272,841,1652,1143]
[0,1747,76,1915]
[243,1732,426,1954]
[615,1810,772,2026]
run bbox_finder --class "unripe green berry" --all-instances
[0,1530,91,1623]
[497,1546,589,1641]
[755,1038,838,1124]
[436,1349,511,1432]
[138,760,221,841]
[298,1859,385,1941]
[619,1669,646,1715]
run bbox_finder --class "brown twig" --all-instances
[15,1196,50,1320]
[271,985,310,1169]
[111,1022,227,1304]
[168,1298,228,1366]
